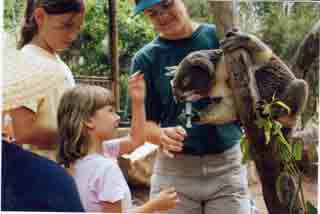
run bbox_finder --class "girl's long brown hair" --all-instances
[57,85,114,168]
[18,0,85,49]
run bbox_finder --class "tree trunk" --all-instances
[208,0,237,38]
[291,20,320,79]
[207,2,319,213]
[290,20,320,127]
[225,50,304,214]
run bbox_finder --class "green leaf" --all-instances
[264,129,271,145]
[263,103,272,115]
[262,119,272,144]
[308,143,318,163]
[272,121,283,135]
[240,136,251,164]
[292,143,303,161]
[255,117,267,129]
[265,119,273,130]
[275,174,283,203]
[307,201,317,214]
[276,135,291,155]
[273,100,291,114]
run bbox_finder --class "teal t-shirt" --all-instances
[131,24,242,155]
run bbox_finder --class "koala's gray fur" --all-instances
[172,30,308,128]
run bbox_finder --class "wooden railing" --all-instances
[75,75,112,89]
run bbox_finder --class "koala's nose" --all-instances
[225,28,240,37]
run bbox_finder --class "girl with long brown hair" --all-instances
[13,0,85,149]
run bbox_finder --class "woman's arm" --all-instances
[144,120,162,145]
[10,107,58,148]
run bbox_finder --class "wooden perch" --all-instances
[225,50,304,214]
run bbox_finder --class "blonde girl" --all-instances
[57,73,179,213]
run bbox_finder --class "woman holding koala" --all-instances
[129,0,250,213]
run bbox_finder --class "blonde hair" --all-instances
[57,84,114,168]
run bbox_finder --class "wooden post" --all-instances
[108,0,120,112]
[208,0,239,38]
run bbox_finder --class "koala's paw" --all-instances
[221,30,273,66]
[220,29,250,52]
[221,30,271,55]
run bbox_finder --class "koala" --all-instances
[172,30,308,128]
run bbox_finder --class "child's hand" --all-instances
[128,71,145,103]
[150,187,179,211]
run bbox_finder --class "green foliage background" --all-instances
[3,0,320,110]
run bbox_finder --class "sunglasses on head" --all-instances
[161,0,174,8]
[145,0,175,17]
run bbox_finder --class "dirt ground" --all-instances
[131,175,318,213]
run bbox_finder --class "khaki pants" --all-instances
[150,144,250,214]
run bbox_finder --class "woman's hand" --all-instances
[128,71,145,104]
[160,126,186,158]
